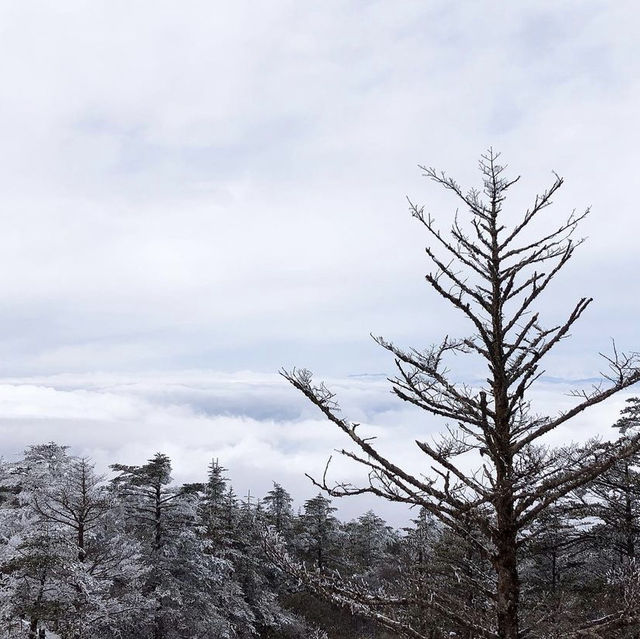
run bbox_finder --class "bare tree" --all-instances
[282,151,640,639]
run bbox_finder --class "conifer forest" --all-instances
[2,423,640,639]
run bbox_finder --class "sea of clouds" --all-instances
[0,369,633,525]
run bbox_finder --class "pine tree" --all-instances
[400,509,443,637]
[111,453,276,639]
[199,459,236,553]
[344,510,395,574]
[263,483,294,538]
[594,398,640,564]
[111,453,189,639]
[0,444,74,638]
[297,495,339,573]
[33,458,110,563]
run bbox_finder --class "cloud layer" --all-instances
[0,370,633,524]
[0,2,636,376]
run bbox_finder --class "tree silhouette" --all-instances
[283,150,640,638]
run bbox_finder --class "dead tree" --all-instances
[282,151,640,639]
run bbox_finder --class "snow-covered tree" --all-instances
[263,483,294,538]
[0,444,74,638]
[344,510,396,574]
[583,398,640,565]
[111,453,254,639]
[297,494,340,573]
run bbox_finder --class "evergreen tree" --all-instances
[199,459,236,553]
[263,483,294,538]
[587,398,640,565]
[297,495,339,573]
[344,510,395,575]
[0,444,74,638]
[110,453,221,639]
[33,458,110,563]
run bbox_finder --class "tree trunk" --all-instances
[153,604,164,639]
[28,617,38,639]
[624,462,635,561]
[488,163,520,639]
[154,482,163,552]
[495,532,519,639]
[77,522,85,562]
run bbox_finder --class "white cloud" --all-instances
[0,370,634,525]
[0,2,635,376]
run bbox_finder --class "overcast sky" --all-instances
[0,2,638,521]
